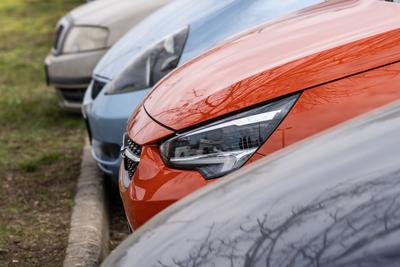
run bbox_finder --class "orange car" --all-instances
[120,0,400,230]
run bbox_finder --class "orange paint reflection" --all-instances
[258,61,400,155]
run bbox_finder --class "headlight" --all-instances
[62,26,109,54]
[160,94,300,179]
[105,26,189,95]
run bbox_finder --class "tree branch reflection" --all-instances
[157,170,400,267]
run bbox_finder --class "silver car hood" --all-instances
[68,0,171,45]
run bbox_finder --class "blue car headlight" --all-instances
[160,94,300,179]
[105,26,189,95]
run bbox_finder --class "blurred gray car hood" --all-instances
[69,0,169,27]
[68,0,171,46]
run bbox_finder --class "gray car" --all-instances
[102,99,400,267]
[44,0,170,111]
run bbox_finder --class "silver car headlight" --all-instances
[105,26,189,95]
[62,26,109,54]
[160,94,300,179]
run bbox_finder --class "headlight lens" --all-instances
[160,94,300,179]
[62,26,108,53]
[105,26,189,95]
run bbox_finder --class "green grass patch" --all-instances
[0,224,20,239]
[0,0,85,171]
[19,160,38,173]
[39,151,64,165]
[18,152,64,173]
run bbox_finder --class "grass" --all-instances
[19,152,64,173]
[0,0,85,266]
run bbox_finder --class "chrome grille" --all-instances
[123,136,142,179]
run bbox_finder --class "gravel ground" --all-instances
[106,181,130,251]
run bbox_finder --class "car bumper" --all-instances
[44,49,107,111]
[118,103,267,230]
[54,87,87,112]
[119,145,215,230]
[82,82,151,178]
[119,139,265,230]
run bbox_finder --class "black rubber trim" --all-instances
[48,76,92,86]
[84,117,93,144]
[143,105,176,133]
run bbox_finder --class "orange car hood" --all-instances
[143,0,400,131]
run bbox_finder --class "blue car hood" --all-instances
[94,0,323,80]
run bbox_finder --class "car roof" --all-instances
[103,99,400,267]
[93,0,324,80]
[143,0,400,131]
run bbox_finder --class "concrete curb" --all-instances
[63,139,109,267]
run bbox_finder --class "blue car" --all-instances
[82,0,323,180]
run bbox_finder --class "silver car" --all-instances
[44,0,170,112]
